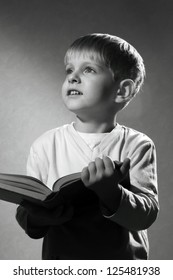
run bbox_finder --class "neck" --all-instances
[74,115,117,133]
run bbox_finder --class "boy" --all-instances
[16,33,159,260]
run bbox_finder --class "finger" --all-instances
[102,156,114,176]
[81,166,90,186]
[95,157,105,173]
[88,161,97,181]
[120,158,130,176]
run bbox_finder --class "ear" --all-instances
[115,79,135,103]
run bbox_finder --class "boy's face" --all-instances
[62,52,118,119]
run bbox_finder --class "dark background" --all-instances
[0,0,172,259]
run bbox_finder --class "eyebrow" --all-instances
[65,60,105,70]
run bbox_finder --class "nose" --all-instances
[68,72,81,84]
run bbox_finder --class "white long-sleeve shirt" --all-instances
[24,122,159,259]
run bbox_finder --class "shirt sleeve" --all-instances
[16,205,49,239]
[104,140,159,231]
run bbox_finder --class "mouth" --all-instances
[67,90,83,96]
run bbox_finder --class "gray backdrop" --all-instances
[0,0,172,259]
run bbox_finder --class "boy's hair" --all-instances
[64,33,145,95]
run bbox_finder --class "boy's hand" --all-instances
[21,200,74,227]
[81,156,130,187]
[81,156,130,214]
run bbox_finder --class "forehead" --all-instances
[64,49,105,66]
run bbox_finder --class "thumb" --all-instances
[120,158,130,176]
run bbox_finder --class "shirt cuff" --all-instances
[101,186,124,218]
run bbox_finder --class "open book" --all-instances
[0,161,130,208]
[0,172,88,208]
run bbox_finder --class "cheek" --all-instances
[92,81,114,100]
[89,80,105,93]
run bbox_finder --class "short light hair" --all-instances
[64,33,146,95]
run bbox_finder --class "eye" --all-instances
[84,67,96,74]
[65,67,73,75]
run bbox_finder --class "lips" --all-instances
[67,90,83,96]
